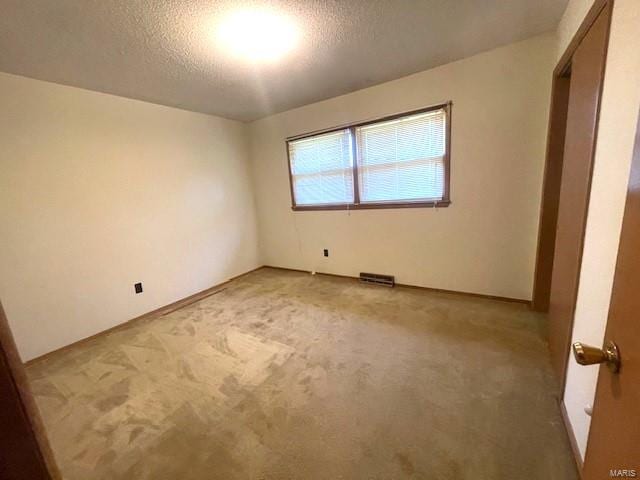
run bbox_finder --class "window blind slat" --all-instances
[288,129,354,205]
[356,109,446,203]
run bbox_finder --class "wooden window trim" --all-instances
[286,102,452,211]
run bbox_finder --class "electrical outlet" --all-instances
[134,282,143,294]
[323,249,329,257]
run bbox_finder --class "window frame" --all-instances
[286,102,452,211]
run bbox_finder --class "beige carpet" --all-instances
[27,268,578,479]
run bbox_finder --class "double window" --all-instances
[286,103,451,210]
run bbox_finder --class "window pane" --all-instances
[356,109,447,203]
[360,159,444,202]
[288,129,354,205]
[293,172,354,205]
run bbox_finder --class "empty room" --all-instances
[1,1,639,479]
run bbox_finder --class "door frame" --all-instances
[532,0,613,396]
[532,0,614,475]
[531,64,571,312]
[0,300,60,479]
[532,0,612,313]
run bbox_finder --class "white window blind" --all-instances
[288,129,354,206]
[355,109,446,204]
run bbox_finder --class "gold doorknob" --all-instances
[572,341,620,373]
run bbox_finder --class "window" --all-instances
[286,103,450,210]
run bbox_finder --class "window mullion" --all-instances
[350,126,360,206]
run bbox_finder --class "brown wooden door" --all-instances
[582,114,640,479]
[0,301,60,479]
[547,4,611,387]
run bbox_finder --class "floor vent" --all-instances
[359,272,395,287]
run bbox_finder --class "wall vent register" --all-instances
[359,272,395,287]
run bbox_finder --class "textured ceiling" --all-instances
[0,0,568,121]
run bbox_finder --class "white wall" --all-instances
[248,34,555,301]
[0,72,260,361]
[559,0,640,460]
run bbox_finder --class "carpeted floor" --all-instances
[27,267,578,479]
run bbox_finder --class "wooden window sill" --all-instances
[291,200,451,211]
